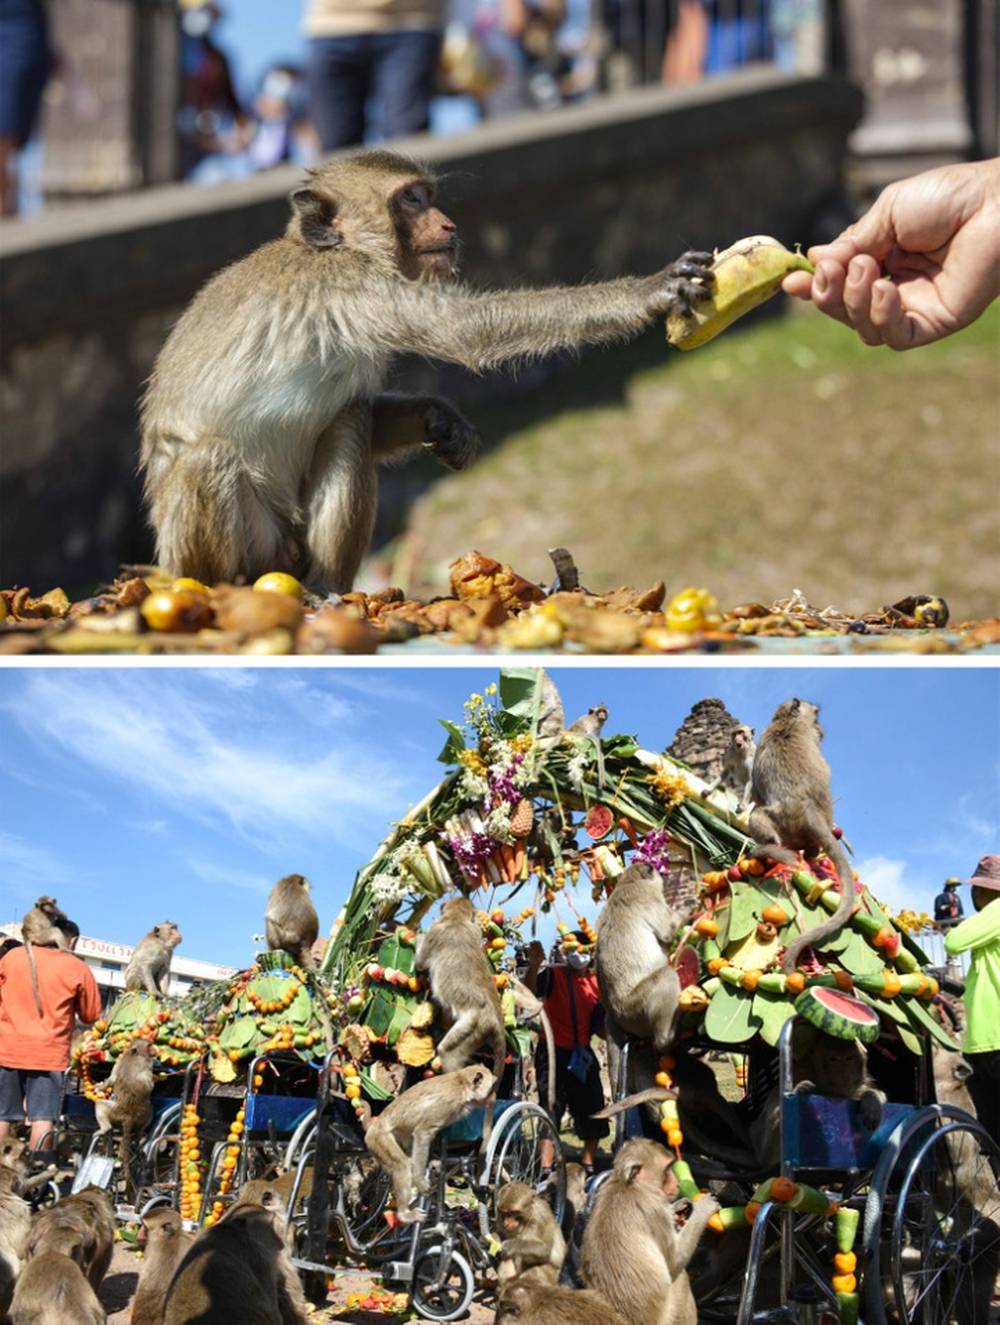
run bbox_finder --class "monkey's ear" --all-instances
[790,699,801,713]
[622,1157,644,1185]
[289,188,342,249]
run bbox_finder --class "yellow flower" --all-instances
[646,770,689,810]
[512,734,534,753]
[459,749,488,777]
[484,683,497,696]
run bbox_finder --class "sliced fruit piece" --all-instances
[794,986,880,1043]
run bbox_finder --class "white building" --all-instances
[0,924,235,1004]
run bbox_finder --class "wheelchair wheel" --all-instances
[487,1102,566,1224]
[865,1106,1000,1325]
[410,1244,475,1322]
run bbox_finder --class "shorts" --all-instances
[0,1066,63,1122]
[0,2,53,146]
[535,1045,610,1141]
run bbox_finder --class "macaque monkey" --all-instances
[494,1281,630,1325]
[750,1027,885,1168]
[9,1252,106,1325]
[265,875,319,969]
[25,1187,115,1294]
[20,898,70,1018]
[364,1064,495,1223]
[595,863,692,1092]
[414,897,507,1082]
[129,1207,194,1325]
[496,1182,566,1286]
[708,724,756,813]
[582,1139,718,1325]
[748,700,856,972]
[568,705,609,788]
[94,1037,156,1197]
[164,1183,309,1325]
[124,921,183,996]
[140,149,713,591]
[0,1166,32,1321]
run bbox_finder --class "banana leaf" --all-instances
[754,991,796,1046]
[704,981,762,1043]
[902,996,960,1051]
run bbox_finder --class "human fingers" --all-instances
[781,270,813,299]
[810,258,851,325]
[868,278,922,351]
[842,254,883,345]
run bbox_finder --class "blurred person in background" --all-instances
[247,64,319,171]
[305,0,445,149]
[178,0,254,181]
[662,0,771,83]
[933,877,965,928]
[0,0,53,216]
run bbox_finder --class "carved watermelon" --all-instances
[794,987,880,1044]
[585,806,614,839]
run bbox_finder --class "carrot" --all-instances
[618,817,640,847]
[499,844,516,883]
[513,841,527,879]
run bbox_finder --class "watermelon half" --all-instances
[794,987,880,1044]
[585,806,614,839]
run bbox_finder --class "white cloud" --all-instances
[856,855,933,916]
[0,672,416,856]
[184,858,272,895]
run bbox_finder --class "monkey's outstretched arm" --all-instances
[336,256,712,372]
[371,393,479,471]
[664,1197,717,1277]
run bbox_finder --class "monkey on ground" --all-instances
[129,1206,194,1325]
[496,1182,566,1287]
[9,1251,105,1325]
[94,1037,156,1198]
[24,1186,114,1296]
[707,724,756,813]
[364,1065,495,1223]
[124,921,183,996]
[595,863,693,1094]
[414,897,507,1094]
[20,898,70,1018]
[140,149,713,591]
[265,875,319,969]
[748,699,857,972]
[494,1280,630,1325]
[164,1179,309,1325]
[567,705,609,788]
[749,1026,884,1168]
[581,1138,718,1325]
[0,1165,32,1321]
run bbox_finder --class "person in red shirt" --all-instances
[0,912,101,1151]
[524,933,609,1177]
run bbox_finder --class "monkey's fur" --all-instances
[595,864,692,1095]
[582,1139,718,1325]
[494,1281,630,1325]
[265,875,319,969]
[25,1187,114,1295]
[130,1207,194,1325]
[141,150,712,591]
[124,921,183,996]
[567,705,609,788]
[94,1037,156,1199]
[496,1183,566,1287]
[750,1027,884,1168]
[0,1166,32,1321]
[164,1181,308,1325]
[748,700,856,972]
[708,724,756,812]
[10,1252,105,1325]
[364,1065,495,1223]
[414,898,507,1101]
[20,898,70,1019]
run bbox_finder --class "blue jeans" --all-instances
[308,30,441,150]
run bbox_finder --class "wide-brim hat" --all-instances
[965,854,1000,891]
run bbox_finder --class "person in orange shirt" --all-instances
[0,910,101,1151]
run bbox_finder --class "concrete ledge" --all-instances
[1,69,863,588]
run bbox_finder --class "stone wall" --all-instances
[1,69,863,590]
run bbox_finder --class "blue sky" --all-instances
[0,666,996,970]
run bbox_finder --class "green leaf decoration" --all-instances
[855,989,914,1033]
[829,926,885,974]
[754,991,796,1046]
[498,668,543,728]
[896,1022,923,1056]
[704,981,763,1044]
[437,719,467,766]
[218,1016,260,1050]
[376,936,415,975]
[366,988,396,1039]
[727,882,762,945]
[902,996,960,1051]
[507,1026,534,1060]
[386,999,416,1046]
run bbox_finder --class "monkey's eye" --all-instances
[398,185,429,208]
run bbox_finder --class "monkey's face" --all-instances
[155,922,183,948]
[501,1208,525,1235]
[393,179,459,282]
[732,726,753,751]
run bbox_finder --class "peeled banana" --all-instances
[666,236,814,351]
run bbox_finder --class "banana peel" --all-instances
[666,236,813,351]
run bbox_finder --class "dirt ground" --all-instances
[394,300,1000,623]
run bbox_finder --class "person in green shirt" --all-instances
[944,854,1000,1146]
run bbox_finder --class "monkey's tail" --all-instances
[483,1027,508,1150]
[592,1086,676,1118]
[751,842,799,867]
[119,1121,135,1202]
[539,1009,556,1117]
[781,839,857,974]
[25,941,44,1018]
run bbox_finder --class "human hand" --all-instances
[782,159,1000,349]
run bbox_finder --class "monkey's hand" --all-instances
[792,1080,817,1096]
[858,1087,885,1131]
[423,398,480,471]
[645,252,714,319]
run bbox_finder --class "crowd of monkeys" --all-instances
[1,699,893,1323]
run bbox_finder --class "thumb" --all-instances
[808,188,897,269]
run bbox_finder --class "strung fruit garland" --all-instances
[73,995,208,1089]
[205,1104,246,1226]
[178,1102,203,1221]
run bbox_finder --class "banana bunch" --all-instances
[666,236,813,351]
